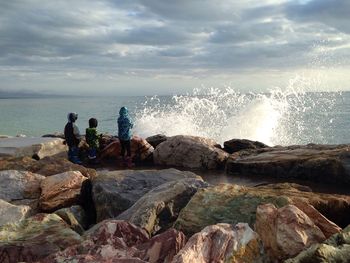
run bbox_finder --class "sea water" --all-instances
[0,88,349,146]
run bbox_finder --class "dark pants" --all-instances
[68,146,81,164]
[120,140,131,157]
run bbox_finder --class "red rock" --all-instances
[255,203,326,261]
[99,136,153,162]
[134,228,186,263]
[172,223,263,263]
[39,171,87,212]
[42,220,185,263]
[292,199,341,238]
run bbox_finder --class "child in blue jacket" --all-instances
[117,106,134,167]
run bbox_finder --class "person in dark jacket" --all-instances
[85,117,101,163]
[64,112,82,164]
[117,106,134,167]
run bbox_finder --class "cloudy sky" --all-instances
[1,0,350,95]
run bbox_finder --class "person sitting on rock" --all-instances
[118,106,134,168]
[85,117,102,164]
[64,112,82,164]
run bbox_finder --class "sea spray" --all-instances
[134,83,340,146]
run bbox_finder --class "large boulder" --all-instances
[285,224,350,263]
[99,135,154,162]
[173,223,265,263]
[223,138,269,154]
[42,220,186,263]
[254,183,350,228]
[226,144,350,185]
[92,168,201,222]
[117,178,208,235]
[153,135,229,169]
[255,203,327,261]
[0,199,31,227]
[0,137,67,159]
[0,170,44,202]
[0,213,82,263]
[39,171,87,212]
[174,183,350,236]
[0,156,97,178]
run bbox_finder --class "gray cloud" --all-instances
[285,0,350,33]
[0,0,350,94]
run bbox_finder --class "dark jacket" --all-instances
[64,122,80,147]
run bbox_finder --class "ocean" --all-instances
[1,88,349,146]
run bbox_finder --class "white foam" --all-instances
[134,81,339,146]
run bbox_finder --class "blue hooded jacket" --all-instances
[118,107,133,140]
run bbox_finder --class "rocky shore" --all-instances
[0,134,349,262]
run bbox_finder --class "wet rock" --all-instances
[226,144,350,185]
[42,132,65,139]
[117,178,208,235]
[285,224,350,263]
[43,220,185,263]
[0,199,30,227]
[92,169,201,222]
[0,137,67,159]
[174,183,350,237]
[99,135,154,162]
[0,156,97,178]
[54,205,87,235]
[39,171,87,212]
[153,135,229,169]
[172,223,264,263]
[0,170,45,201]
[255,203,327,261]
[146,134,168,148]
[0,213,82,263]
[223,138,269,154]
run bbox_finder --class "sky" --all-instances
[0,0,350,96]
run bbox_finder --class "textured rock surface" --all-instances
[223,138,269,154]
[99,135,154,162]
[285,224,350,263]
[0,156,97,178]
[43,220,185,263]
[145,134,168,148]
[255,203,327,261]
[174,183,350,236]
[0,213,82,263]
[153,135,229,169]
[40,171,87,212]
[255,183,350,228]
[292,200,341,239]
[226,144,350,185]
[172,223,264,263]
[0,137,67,159]
[0,170,45,201]
[117,178,208,235]
[54,205,87,234]
[92,168,201,222]
[0,199,30,227]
